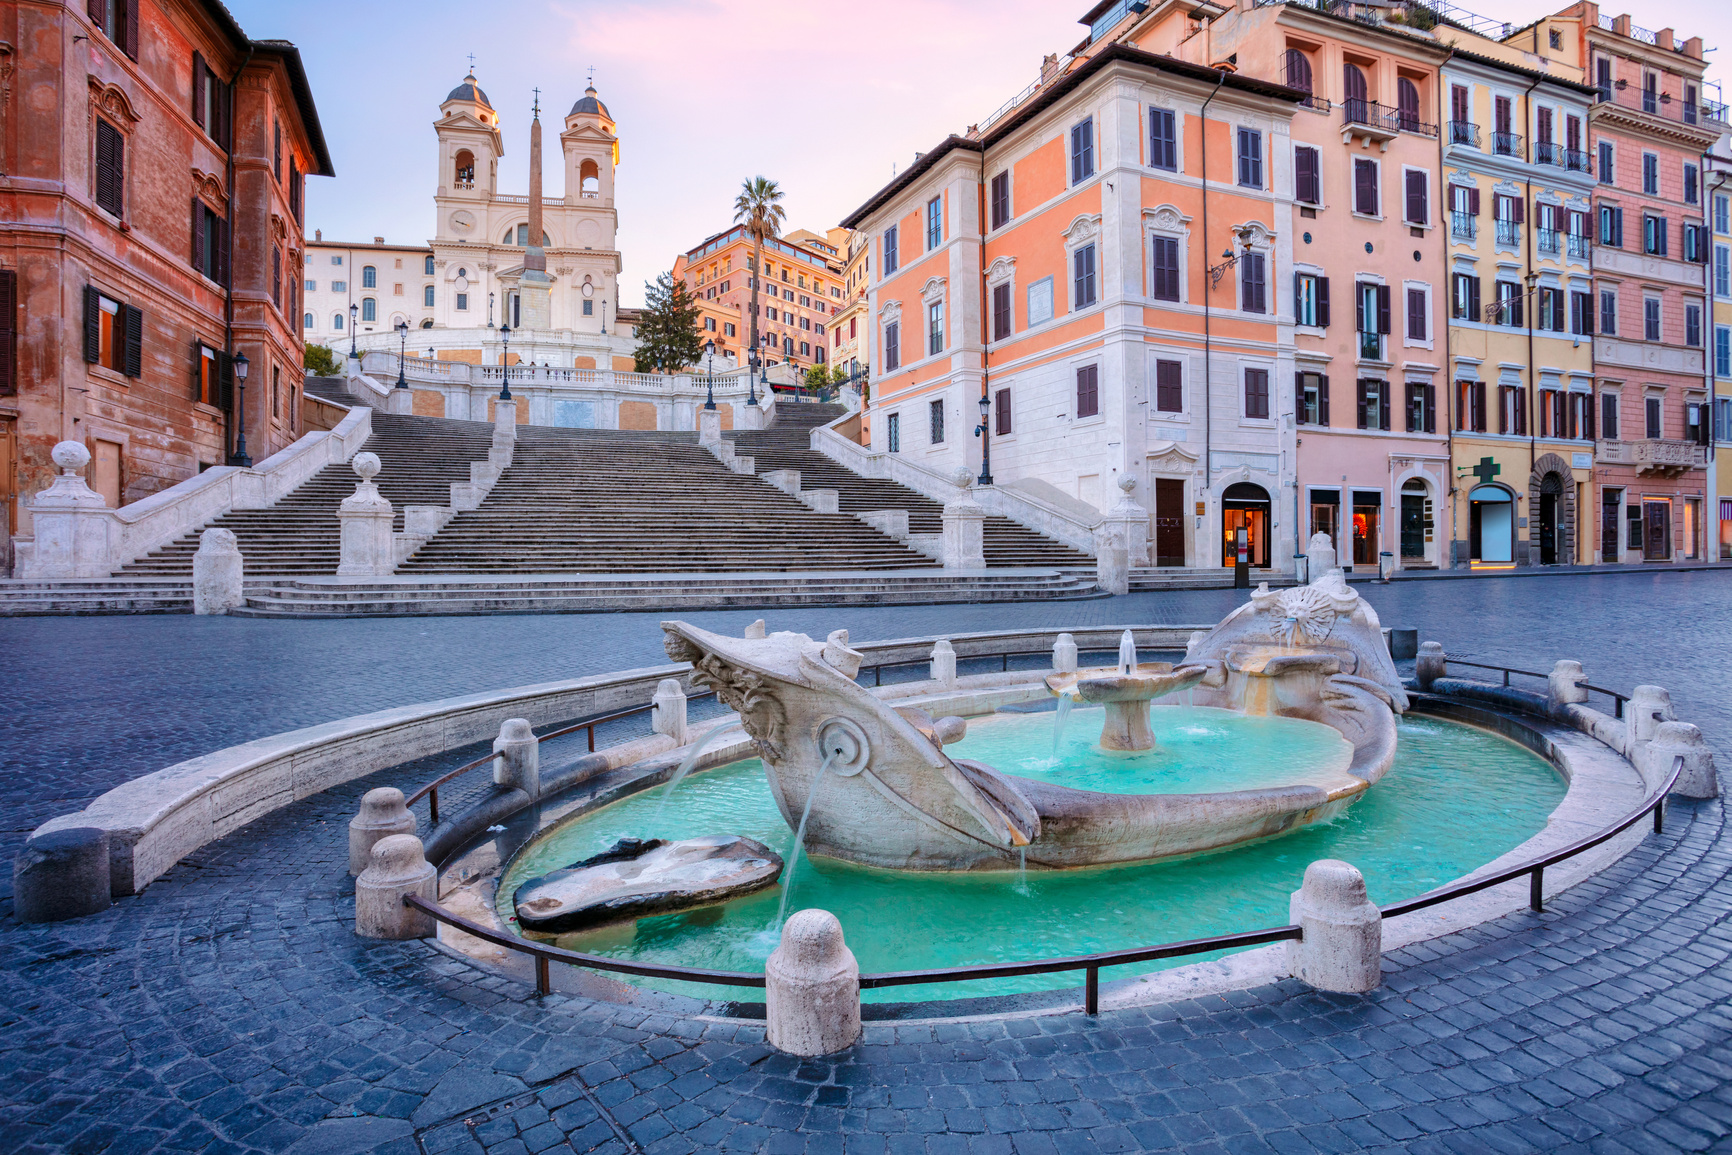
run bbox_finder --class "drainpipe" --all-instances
[1200,62,1226,561]
[977,152,993,486]
[224,44,254,463]
[1707,161,1726,562]
[1521,74,1541,564]
[1438,49,1455,567]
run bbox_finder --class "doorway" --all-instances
[1221,482,1271,568]
[1399,479,1428,561]
[1153,478,1185,566]
[1643,499,1671,560]
[1351,490,1382,567]
[1537,474,1561,565]
[0,417,14,574]
[1601,488,1621,563]
[1310,491,1341,567]
[91,439,122,508]
[1469,485,1513,562]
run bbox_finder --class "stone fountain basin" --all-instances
[1045,662,1207,703]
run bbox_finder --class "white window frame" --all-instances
[1402,280,1434,350]
[1400,165,1432,228]
[1143,204,1192,306]
[1351,155,1383,221]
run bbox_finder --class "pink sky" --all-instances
[231,0,1726,308]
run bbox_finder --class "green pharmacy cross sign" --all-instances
[1464,456,1500,484]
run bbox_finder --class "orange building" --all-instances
[845,44,1304,570]
[671,226,843,377]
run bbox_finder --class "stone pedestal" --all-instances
[940,469,986,571]
[518,272,552,331]
[337,452,395,578]
[386,386,415,415]
[12,826,110,923]
[698,408,721,446]
[192,527,245,615]
[1648,721,1719,799]
[652,679,689,746]
[492,398,518,449]
[736,401,767,430]
[1287,859,1382,993]
[354,835,437,939]
[348,787,417,876]
[1102,475,1151,567]
[19,441,114,579]
[1305,532,1339,582]
[1095,523,1130,596]
[929,639,957,685]
[1548,660,1589,706]
[765,909,861,1056]
[1628,685,1675,746]
[1052,633,1078,674]
[492,718,540,799]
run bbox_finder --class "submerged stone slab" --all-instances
[513,835,782,932]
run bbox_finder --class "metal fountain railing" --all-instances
[401,650,1682,1013]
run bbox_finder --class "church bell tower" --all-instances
[434,69,503,243]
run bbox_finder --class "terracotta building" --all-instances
[0,0,331,567]
[671,224,844,377]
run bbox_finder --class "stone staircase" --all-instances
[117,412,495,576]
[395,424,936,574]
[725,405,1095,570]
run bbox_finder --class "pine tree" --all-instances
[632,271,705,373]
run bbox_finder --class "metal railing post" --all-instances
[1529,867,1543,912]
[536,955,551,996]
[428,787,439,827]
[1085,966,1099,1015]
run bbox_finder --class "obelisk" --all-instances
[518,90,553,331]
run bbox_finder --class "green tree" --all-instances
[303,343,339,376]
[632,271,705,373]
[803,364,830,395]
[733,176,787,373]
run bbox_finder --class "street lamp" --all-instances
[228,350,252,467]
[348,303,358,358]
[747,351,760,407]
[703,339,717,410]
[974,389,993,487]
[488,291,495,329]
[498,324,512,401]
[394,319,409,389]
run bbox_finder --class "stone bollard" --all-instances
[1052,633,1078,674]
[348,787,417,875]
[1414,641,1446,690]
[355,834,437,939]
[191,526,245,615]
[1648,720,1720,799]
[1287,860,1382,993]
[386,385,415,415]
[12,826,111,923]
[492,397,518,446]
[765,909,862,1056]
[1095,529,1130,596]
[492,718,540,799]
[698,407,721,446]
[652,678,690,746]
[929,639,957,685]
[1548,660,1589,707]
[940,468,986,571]
[1627,685,1675,747]
[337,452,395,577]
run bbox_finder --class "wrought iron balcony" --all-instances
[1535,141,1562,166]
[1567,233,1591,260]
[1448,120,1480,146]
[1537,228,1561,255]
[1563,148,1593,174]
[1344,99,1436,139]
[1493,132,1524,159]
[1451,212,1477,240]
[1496,220,1521,246]
[1596,82,1730,128]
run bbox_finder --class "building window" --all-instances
[925,196,942,251]
[1685,163,1700,205]
[1406,287,1426,341]
[1076,364,1099,419]
[1027,277,1054,326]
[995,388,1011,435]
[1718,326,1732,378]
[989,171,1011,229]
[580,299,591,316]
[455,293,468,311]
[1298,372,1327,426]
[1295,273,1327,327]
[1717,195,1730,235]
[94,0,136,56]
[1404,169,1428,225]
[361,265,376,289]
[1149,108,1176,171]
[929,398,945,444]
[927,300,944,355]
[1155,360,1183,413]
[887,412,900,453]
[1240,252,1266,314]
[303,312,312,329]
[1686,303,1702,347]
[1236,128,1263,189]
[1358,378,1391,430]
[1295,146,1321,205]
[1644,297,1661,341]
[271,247,281,307]
[361,298,376,322]
[704,317,716,331]
[1151,236,1180,302]
[1643,153,1659,195]
[1353,158,1378,216]
[1571,290,1593,336]
[191,201,227,281]
[1495,280,1523,328]
[1073,244,1098,308]
[882,226,899,275]
[1406,382,1437,433]
[333,312,344,330]
[94,119,125,218]
[1457,380,1487,432]
[1646,395,1662,439]
[1599,205,1623,247]
[423,285,435,307]
[195,344,220,405]
[83,287,141,376]
[1598,141,1614,185]
[724,323,735,337]
[1356,282,1390,358]
[1070,118,1094,184]
[1643,214,1668,256]
[1451,273,1480,321]
[424,255,436,275]
[1244,367,1270,419]
[1718,247,1732,297]
[992,282,1012,341]
[1600,289,1618,335]
[884,320,901,371]
[1601,393,1619,440]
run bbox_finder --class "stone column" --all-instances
[929,639,957,685]
[354,835,437,939]
[940,468,986,571]
[492,718,540,799]
[765,909,861,1056]
[1287,859,1382,993]
[348,787,417,875]
[652,679,689,746]
[192,527,245,615]
[336,452,396,578]
[1100,475,1151,568]
[18,441,114,579]
[1052,633,1078,673]
[698,407,721,446]
[11,826,110,923]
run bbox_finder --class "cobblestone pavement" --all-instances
[3,569,1731,1153]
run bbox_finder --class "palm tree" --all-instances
[733,176,786,382]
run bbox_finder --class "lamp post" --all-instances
[498,324,512,401]
[348,303,358,358]
[394,320,409,389]
[488,291,495,329]
[746,349,760,407]
[703,339,717,410]
[974,388,993,487]
[228,350,252,467]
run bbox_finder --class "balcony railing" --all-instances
[1451,211,1477,240]
[1596,83,1730,128]
[1493,132,1524,159]
[1496,220,1521,246]
[1344,98,1437,138]
[1537,228,1561,255]
[1563,148,1593,174]
[1448,120,1480,146]
[1359,331,1385,360]
[1535,141,1562,166]
[1599,438,1709,472]
[1567,233,1591,259]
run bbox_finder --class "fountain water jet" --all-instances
[653,723,743,824]
[1045,629,1208,752]
[777,748,840,928]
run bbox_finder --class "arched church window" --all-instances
[580,159,600,197]
[454,150,475,190]
[303,313,313,329]
[424,255,435,275]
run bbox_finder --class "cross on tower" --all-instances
[532,87,540,115]
[466,52,476,71]
[1470,456,1501,484]
[587,65,595,87]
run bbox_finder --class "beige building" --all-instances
[302,235,437,355]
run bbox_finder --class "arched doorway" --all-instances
[1399,478,1431,562]
[1221,482,1271,568]
[1537,472,1563,564]
[1469,485,1514,562]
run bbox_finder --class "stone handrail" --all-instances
[357,350,794,397]
[13,406,373,579]
[812,416,1099,555]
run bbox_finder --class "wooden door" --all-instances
[1153,478,1185,566]
[91,439,122,508]
[1643,500,1671,560]
[0,417,14,573]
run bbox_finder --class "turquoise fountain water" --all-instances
[499,708,1564,1003]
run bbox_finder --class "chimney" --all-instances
[314,228,322,242]
[1655,27,1674,51]
[373,235,384,245]
[1683,35,1703,59]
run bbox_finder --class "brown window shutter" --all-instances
[1317,276,1329,328]
[1469,187,1480,216]
[218,351,233,409]
[1380,381,1392,431]
[1319,376,1330,426]
[1425,385,1436,434]
[0,268,15,396]
[1512,196,1525,224]
[1357,380,1369,428]
[216,213,230,282]
[192,53,206,127]
[122,304,143,377]
[123,0,138,60]
[191,198,204,273]
[83,285,101,363]
[87,0,103,22]
[1405,170,1426,224]
[1376,284,1391,334]
[191,341,204,401]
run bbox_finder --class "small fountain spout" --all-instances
[1118,630,1137,675]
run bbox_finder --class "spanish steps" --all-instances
[724,404,1095,570]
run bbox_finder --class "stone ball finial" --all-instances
[1117,474,1137,495]
[52,441,91,474]
[780,908,850,971]
[351,452,382,481]
[951,466,974,490]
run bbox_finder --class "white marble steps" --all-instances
[225,569,1103,618]
[0,577,262,615]
[1128,567,1296,591]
